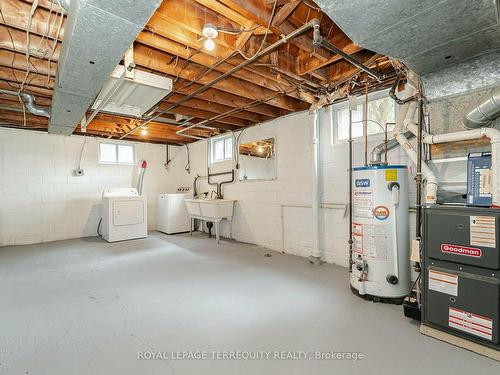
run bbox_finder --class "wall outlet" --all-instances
[73,168,84,176]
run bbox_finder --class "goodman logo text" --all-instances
[440,243,482,258]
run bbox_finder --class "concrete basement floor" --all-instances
[0,232,498,375]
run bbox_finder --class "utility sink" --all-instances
[184,199,236,243]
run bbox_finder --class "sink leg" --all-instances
[215,221,220,244]
[190,218,194,236]
[229,219,233,240]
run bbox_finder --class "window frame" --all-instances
[210,134,234,164]
[331,89,396,145]
[98,142,136,165]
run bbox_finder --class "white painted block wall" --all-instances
[0,128,179,246]
[0,109,417,267]
[169,109,416,267]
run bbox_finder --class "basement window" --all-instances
[99,143,135,165]
[332,89,396,143]
[210,135,233,163]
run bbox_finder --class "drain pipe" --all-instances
[401,120,500,207]
[392,84,438,205]
[309,109,322,265]
[0,89,51,118]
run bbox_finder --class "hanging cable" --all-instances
[77,135,87,170]
[19,0,39,93]
[185,144,191,174]
[235,0,278,61]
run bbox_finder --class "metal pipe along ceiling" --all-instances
[120,18,322,140]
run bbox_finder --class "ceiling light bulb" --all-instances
[141,128,148,136]
[202,23,218,39]
[204,38,216,51]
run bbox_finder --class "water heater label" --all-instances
[448,307,492,341]
[385,169,398,182]
[428,269,458,296]
[440,243,482,258]
[355,179,370,187]
[373,206,390,220]
[353,190,373,207]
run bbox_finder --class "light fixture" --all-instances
[202,23,218,39]
[140,127,148,136]
[204,38,216,51]
[202,23,218,51]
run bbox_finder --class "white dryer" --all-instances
[157,187,192,234]
[101,188,147,242]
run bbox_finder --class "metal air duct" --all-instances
[48,0,162,135]
[463,86,500,129]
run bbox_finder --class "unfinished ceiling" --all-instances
[316,0,500,75]
[0,0,396,144]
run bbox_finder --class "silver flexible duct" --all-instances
[0,89,51,118]
[463,86,500,129]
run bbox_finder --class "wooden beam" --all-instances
[157,101,251,128]
[271,0,301,27]
[166,93,270,123]
[136,33,315,104]
[0,49,57,77]
[0,80,53,97]
[0,66,55,88]
[133,44,307,112]
[0,110,48,126]
[174,79,284,117]
[298,42,364,76]
[0,0,66,40]
[218,0,330,61]
[0,25,60,60]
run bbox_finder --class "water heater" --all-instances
[350,165,410,302]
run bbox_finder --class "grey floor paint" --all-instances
[0,232,497,374]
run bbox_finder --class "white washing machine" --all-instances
[157,187,192,234]
[101,188,147,242]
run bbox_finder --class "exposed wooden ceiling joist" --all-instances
[0,0,395,144]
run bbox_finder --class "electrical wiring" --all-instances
[217,25,261,35]
[0,7,22,90]
[78,135,87,170]
[19,0,39,94]
[38,0,54,48]
[185,144,191,174]
[235,0,278,61]
[173,47,202,85]
[176,50,238,92]
[47,2,64,87]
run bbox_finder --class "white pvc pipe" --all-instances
[311,111,321,259]
[402,122,500,207]
[393,96,438,204]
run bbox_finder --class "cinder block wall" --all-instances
[0,128,179,246]
[170,109,415,267]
